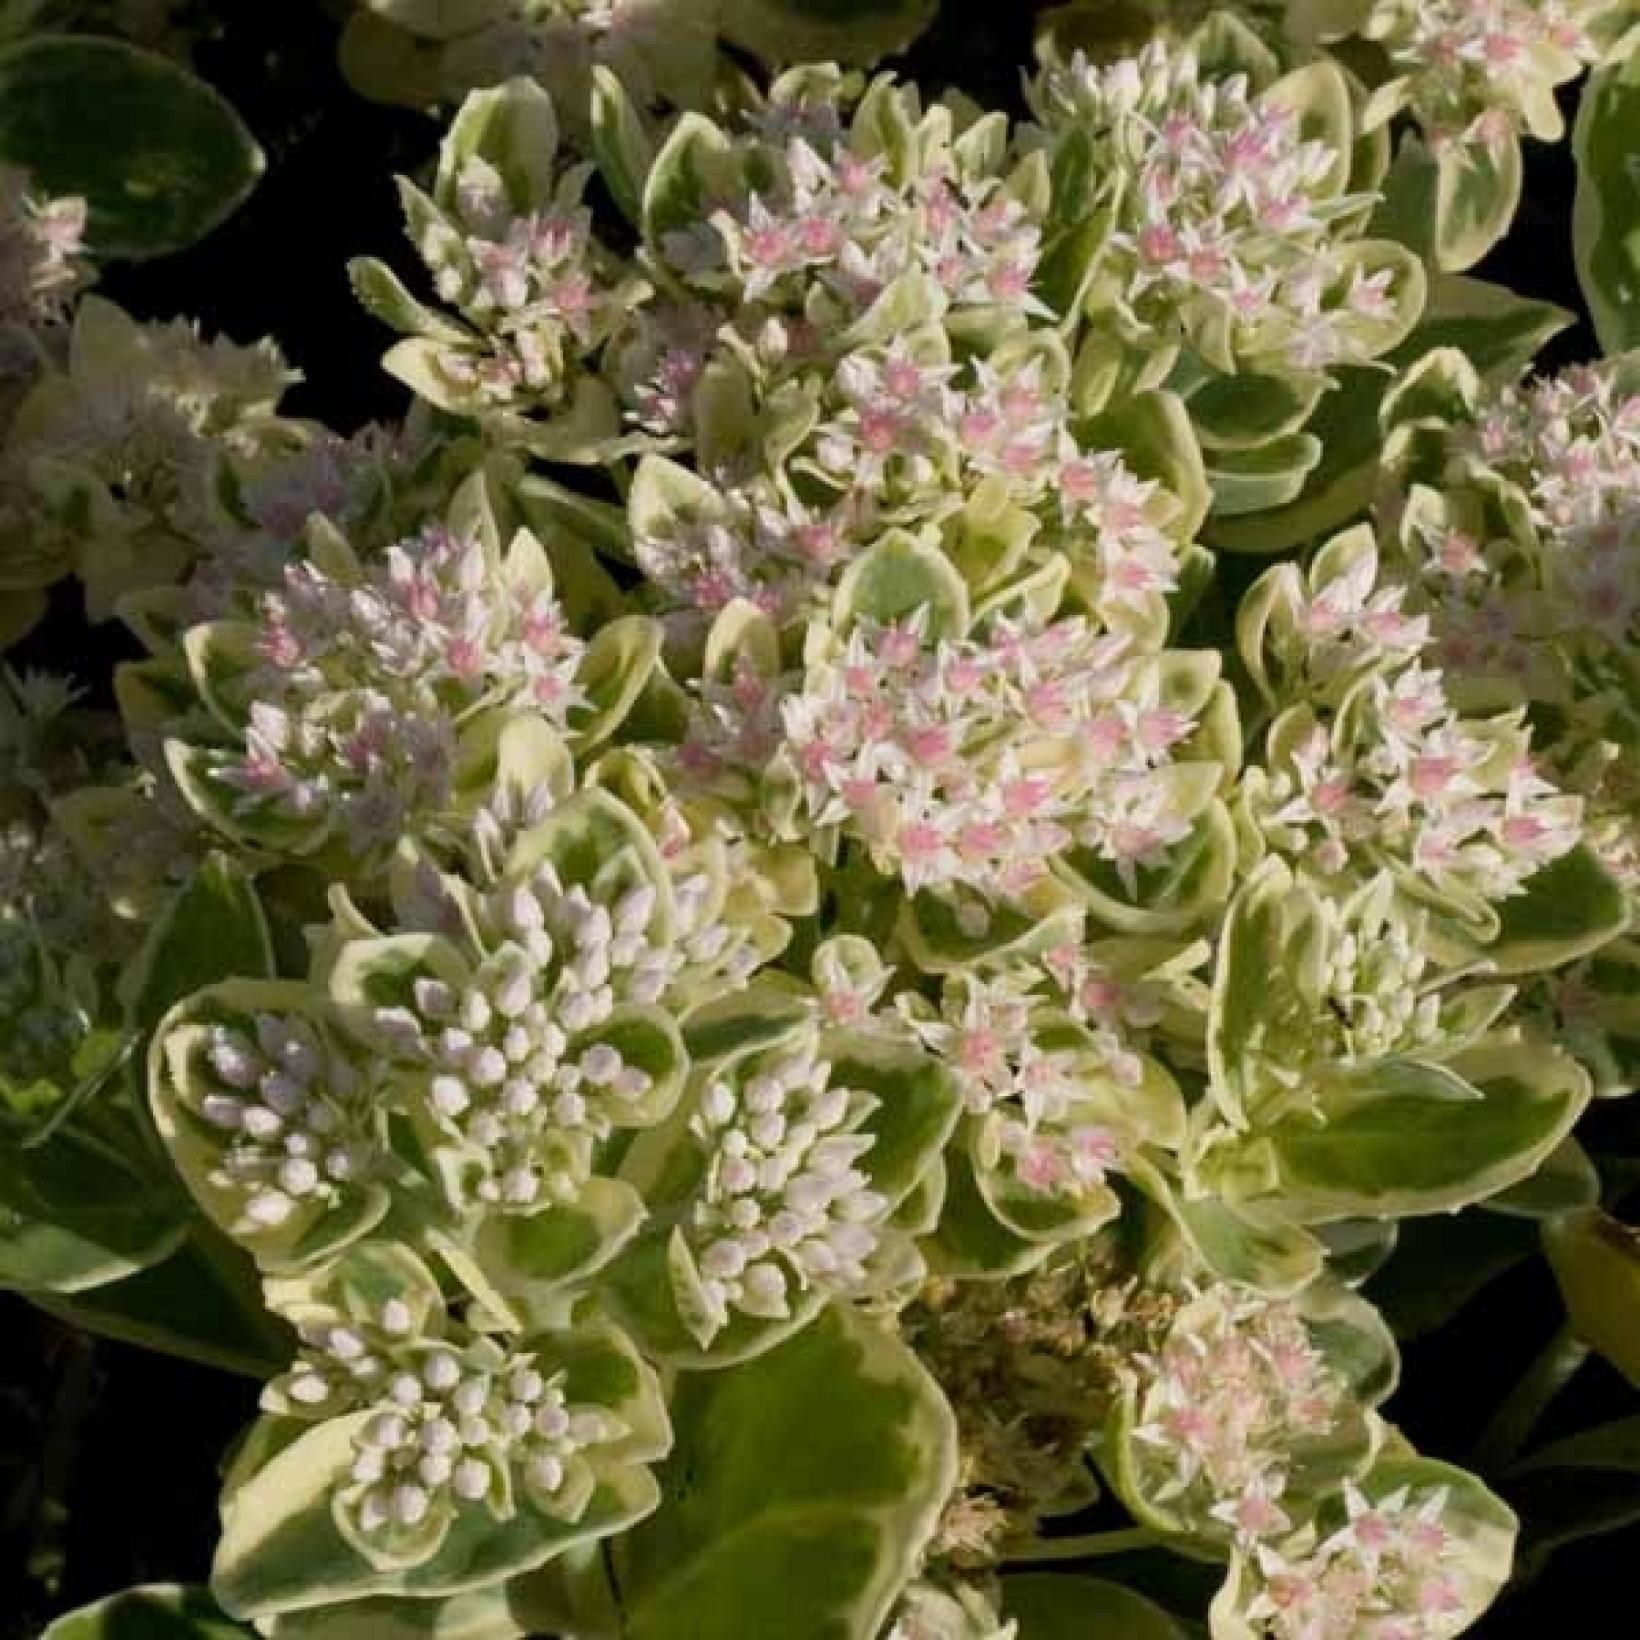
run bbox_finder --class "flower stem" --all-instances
[1006,1526,1164,1564]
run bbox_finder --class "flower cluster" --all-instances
[336,814,742,1215]
[1226,1476,1504,1640]
[1246,652,1583,903]
[1339,0,1614,147]
[390,140,644,424]
[631,343,1183,632]
[3,298,295,619]
[165,515,590,864]
[1030,33,1417,375]
[1124,1282,1356,1546]
[767,615,1204,901]
[1392,357,1640,666]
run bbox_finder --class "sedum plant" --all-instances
[9,4,1640,1638]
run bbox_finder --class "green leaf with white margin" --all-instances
[1230,1042,1591,1221]
[1003,1573,1185,1638]
[643,112,734,252]
[1483,843,1630,976]
[1210,274,1571,553]
[1486,1136,1600,1219]
[1574,26,1640,353]
[0,35,262,258]
[42,1585,251,1640]
[611,1302,957,1640]
[591,65,653,229]
[924,1144,1054,1278]
[1371,132,1518,273]
[261,1584,526,1640]
[436,78,559,215]
[359,0,499,41]
[1186,369,1329,451]
[1544,1210,1640,1387]
[121,851,274,1034]
[1207,856,1317,1128]
[0,1121,187,1292]
[348,258,474,344]
[571,615,663,749]
[472,1175,648,1316]
[1205,432,1322,516]
[1170,1194,1326,1298]
[833,529,971,639]
[1434,136,1525,272]
[213,1323,666,1620]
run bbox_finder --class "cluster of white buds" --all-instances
[683,1042,888,1335]
[364,862,678,1209]
[769,614,1198,900]
[1255,657,1583,901]
[212,522,585,853]
[1129,1283,1348,1547]
[0,165,88,352]
[1314,887,1445,1065]
[411,153,641,413]
[1032,41,1397,371]
[277,1304,621,1537]
[1240,1481,1474,1639]
[197,1011,377,1232]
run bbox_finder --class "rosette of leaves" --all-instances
[1194,856,1593,1222]
[351,77,652,462]
[604,1011,961,1364]
[1028,11,1425,519]
[122,473,660,878]
[339,0,722,131]
[1289,0,1633,270]
[210,1239,669,1621]
[315,785,751,1315]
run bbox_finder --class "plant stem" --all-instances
[1472,1321,1590,1473]
[1006,1526,1164,1565]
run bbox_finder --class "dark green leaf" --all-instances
[0,36,261,258]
